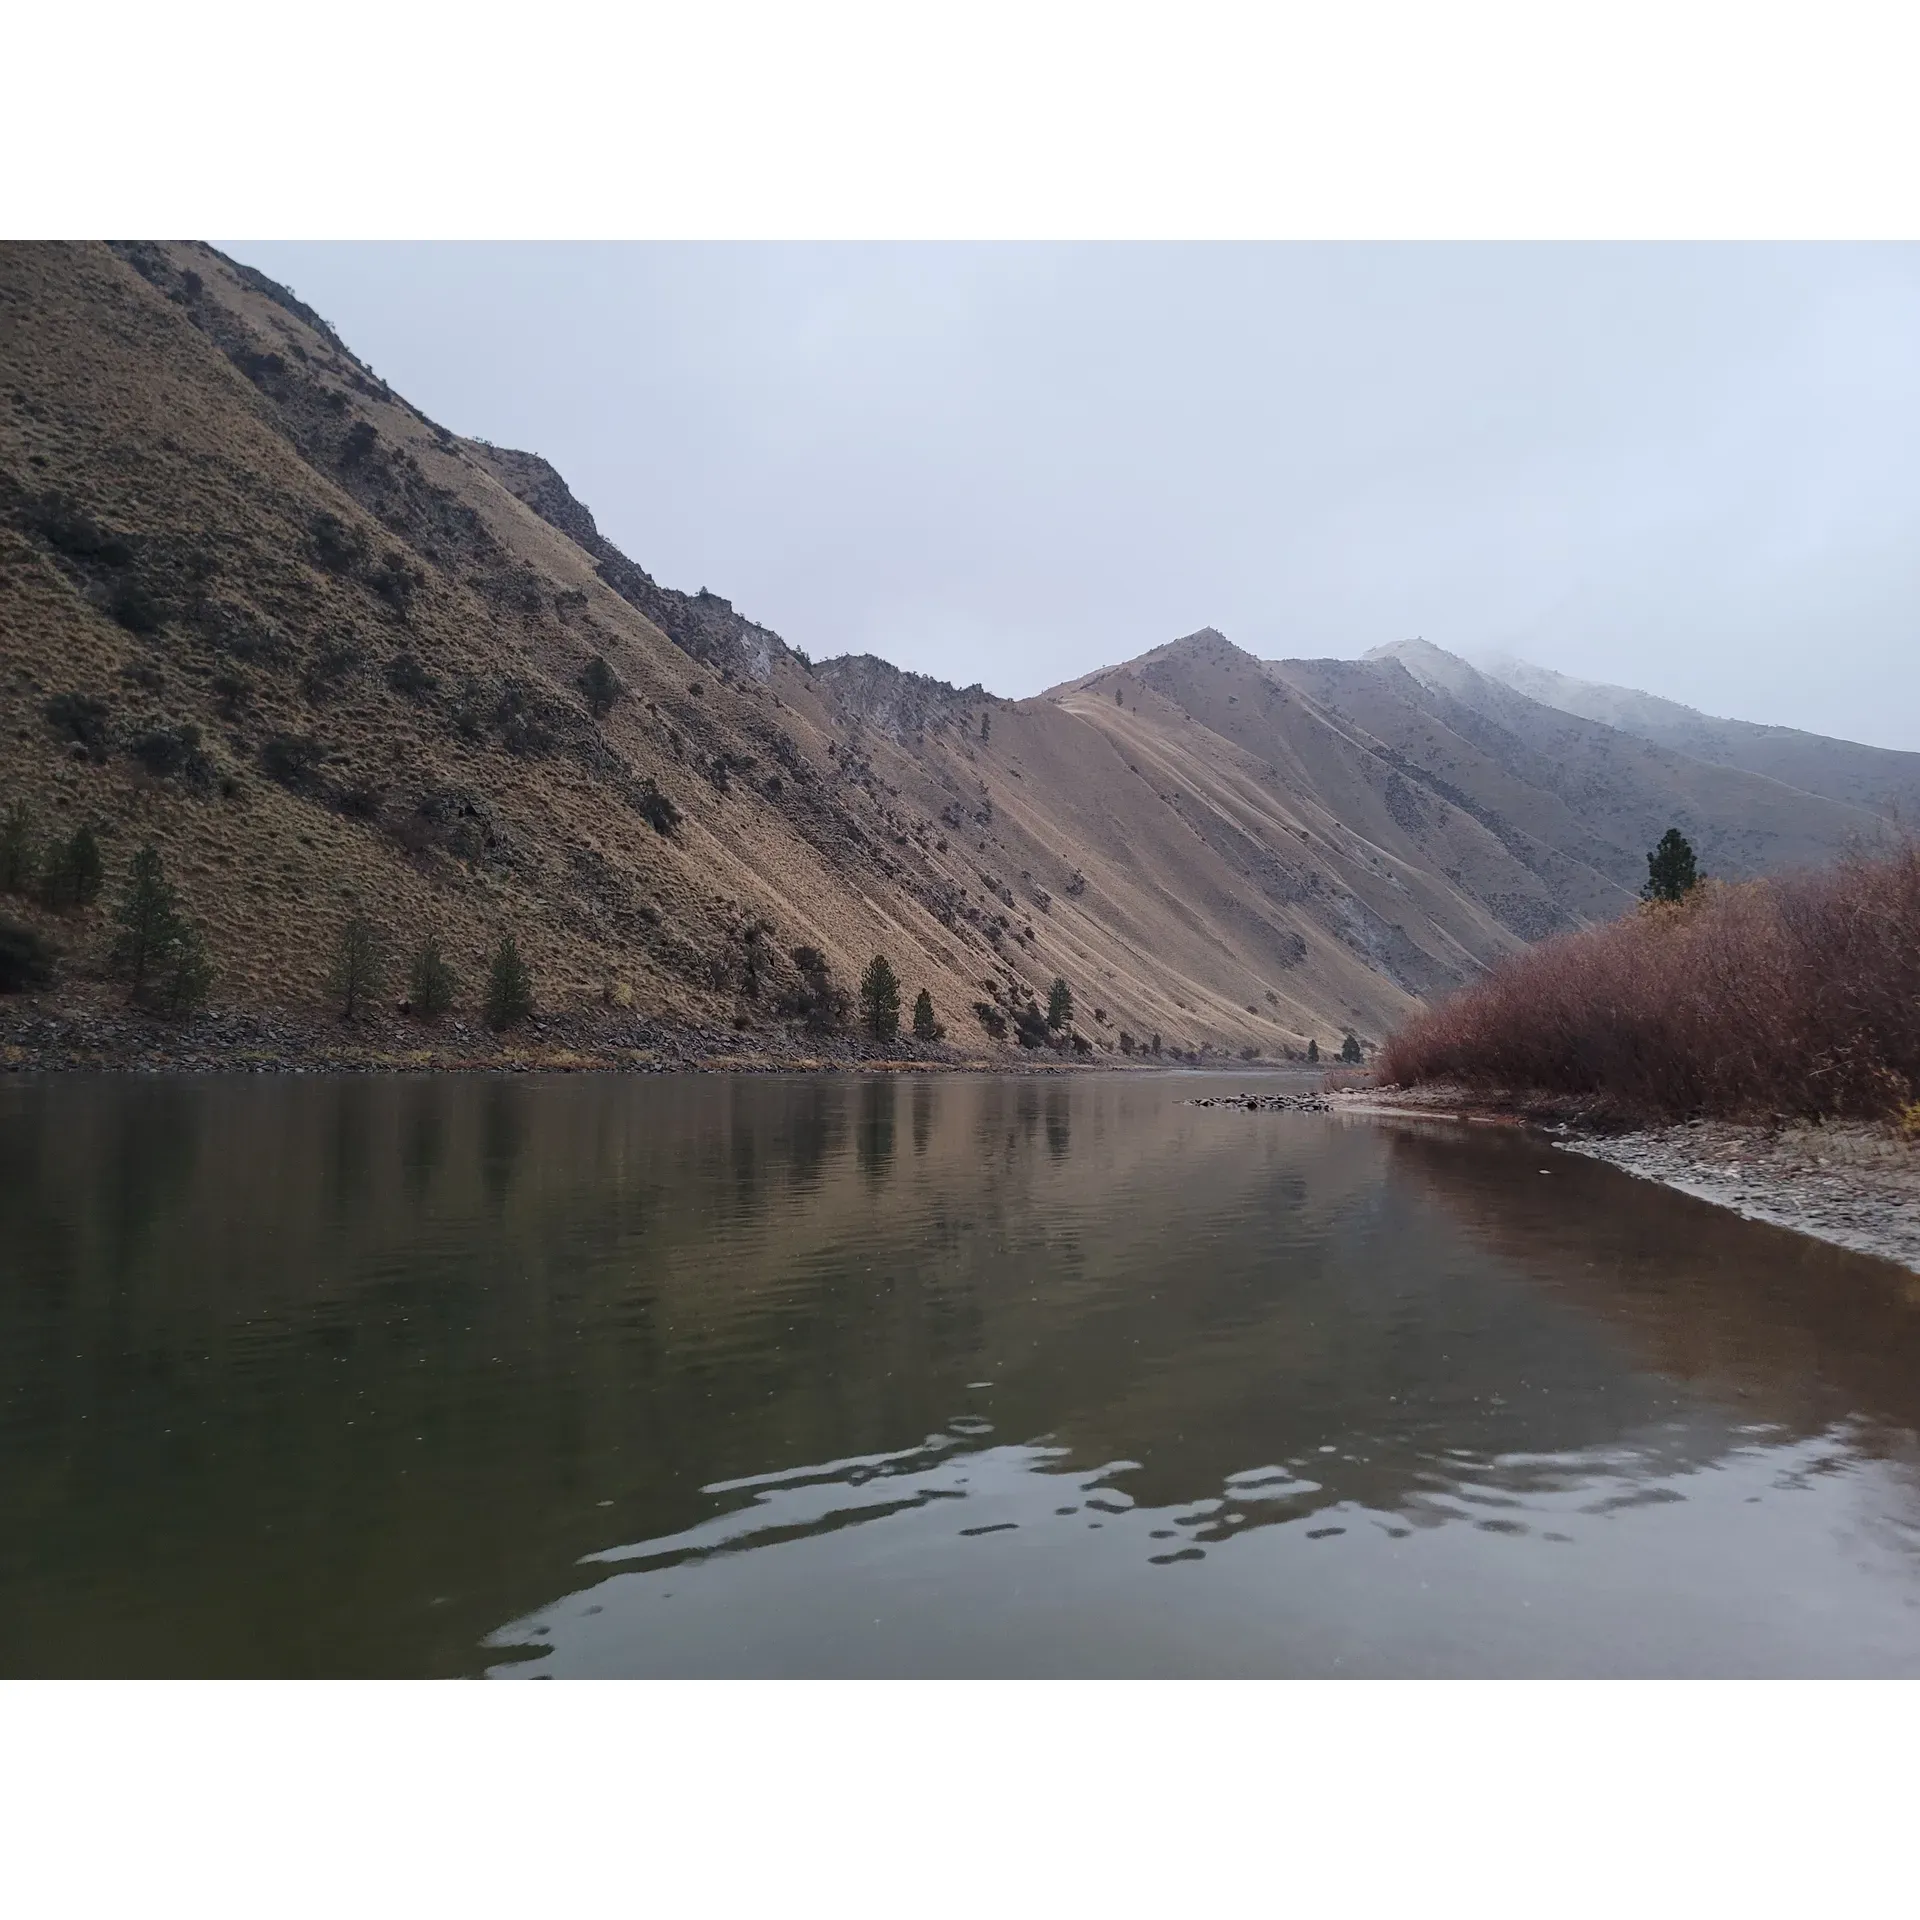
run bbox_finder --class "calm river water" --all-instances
[4,1070,1919,1677]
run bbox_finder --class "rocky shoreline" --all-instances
[1188,1091,1333,1113]
[1348,1085,1920,1274]
[1552,1119,1920,1275]
[0,1006,1317,1078]
[0,1006,1012,1076]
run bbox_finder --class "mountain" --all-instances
[0,242,1900,1060]
[1474,651,1920,822]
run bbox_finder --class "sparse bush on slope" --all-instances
[0,916,56,993]
[1381,840,1920,1122]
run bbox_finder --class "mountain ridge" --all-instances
[1468,648,1920,820]
[0,240,1903,1060]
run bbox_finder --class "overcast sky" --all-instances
[225,244,1920,750]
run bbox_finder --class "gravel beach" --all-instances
[1552,1118,1920,1275]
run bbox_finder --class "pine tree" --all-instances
[860,953,901,1040]
[409,932,457,1020]
[0,800,35,895]
[41,823,104,910]
[65,825,103,906]
[1046,976,1073,1030]
[911,987,941,1041]
[109,844,184,998]
[1306,1037,1320,1064]
[1642,827,1702,903]
[330,914,384,1021]
[1341,1031,1363,1064]
[485,932,534,1030]
[158,918,212,1014]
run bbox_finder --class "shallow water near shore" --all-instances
[5,1069,1920,1677]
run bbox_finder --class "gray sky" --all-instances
[225,243,1920,750]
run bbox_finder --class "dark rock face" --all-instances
[469,444,791,685]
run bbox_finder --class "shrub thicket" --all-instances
[638,781,682,835]
[385,651,437,698]
[0,915,55,993]
[580,655,620,718]
[44,692,113,758]
[785,946,849,1033]
[1380,841,1920,1121]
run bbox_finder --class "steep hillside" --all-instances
[1475,651,1920,821]
[0,241,1899,1065]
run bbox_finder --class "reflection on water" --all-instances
[3,1074,1919,1677]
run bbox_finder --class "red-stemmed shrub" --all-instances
[1380,839,1920,1122]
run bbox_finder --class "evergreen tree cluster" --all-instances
[320,917,535,1030]
[2,802,104,912]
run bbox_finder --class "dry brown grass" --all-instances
[1380,841,1920,1122]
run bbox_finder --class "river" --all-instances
[4,1070,1918,1676]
